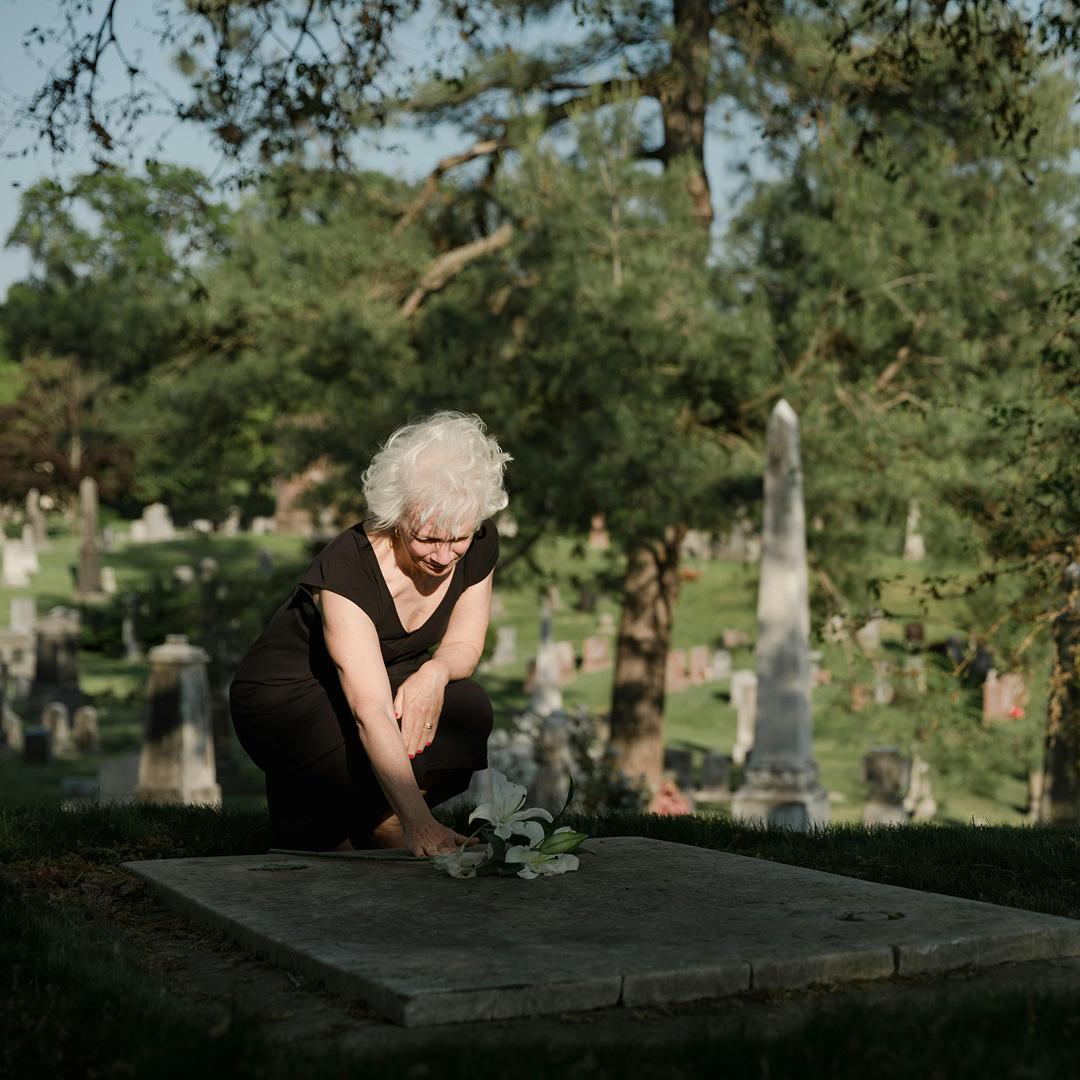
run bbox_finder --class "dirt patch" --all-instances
[10,856,1080,1064]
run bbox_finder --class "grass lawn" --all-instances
[1,522,1050,824]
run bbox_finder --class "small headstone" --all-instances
[21,525,40,574]
[872,660,895,705]
[855,618,885,655]
[721,628,750,650]
[587,513,610,551]
[222,507,242,536]
[903,500,926,562]
[530,712,572,814]
[688,646,711,685]
[529,603,563,717]
[200,556,220,581]
[10,597,36,634]
[900,654,928,697]
[823,614,849,645]
[903,756,937,821]
[699,752,731,798]
[553,640,576,685]
[2,539,31,587]
[580,635,609,674]
[173,564,196,585]
[136,635,221,806]
[22,725,52,764]
[101,566,118,595]
[72,705,100,753]
[26,488,48,546]
[662,747,695,790]
[711,648,732,681]
[142,503,176,542]
[101,525,116,553]
[33,609,81,704]
[41,701,73,753]
[122,605,143,663]
[665,649,688,693]
[97,752,140,805]
[130,520,149,543]
[680,530,711,562]
[730,669,757,766]
[982,669,1027,725]
[190,518,214,536]
[250,516,276,536]
[862,747,911,826]
[596,612,616,636]
[904,622,926,650]
[491,626,517,667]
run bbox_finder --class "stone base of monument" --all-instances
[732,779,830,830]
[123,837,1080,1028]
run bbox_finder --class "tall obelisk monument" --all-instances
[733,400,829,829]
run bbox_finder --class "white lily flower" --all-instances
[468,770,552,840]
[503,846,580,880]
[430,844,492,879]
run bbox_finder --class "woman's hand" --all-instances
[402,813,478,857]
[394,660,450,758]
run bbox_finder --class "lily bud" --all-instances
[536,830,588,855]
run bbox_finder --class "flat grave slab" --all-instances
[124,837,1080,1026]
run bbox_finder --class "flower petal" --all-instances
[513,807,554,824]
[510,820,546,846]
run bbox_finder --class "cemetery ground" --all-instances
[2,521,1075,1075]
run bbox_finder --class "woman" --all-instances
[230,412,510,857]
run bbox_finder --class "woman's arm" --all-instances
[314,588,469,855]
[392,572,493,757]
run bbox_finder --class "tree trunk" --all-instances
[609,526,686,802]
[658,0,714,227]
[1040,562,1080,822]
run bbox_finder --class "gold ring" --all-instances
[424,722,433,730]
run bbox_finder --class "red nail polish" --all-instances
[426,740,432,747]
[408,753,415,760]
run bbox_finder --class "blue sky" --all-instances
[0,2,769,299]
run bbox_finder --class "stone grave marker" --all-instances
[680,530,712,562]
[698,752,731,799]
[2,699,24,753]
[903,756,937,821]
[101,566,118,595]
[136,635,221,807]
[862,747,911,826]
[490,626,517,667]
[173,564,196,585]
[904,622,925,650]
[41,701,73,753]
[23,725,52,764]
[142,503,176,542]
[130,519,149,543]
[10,597,36,634]
[733,401,828,830]
[903,500,926,562]
[662,747,695,791]
[26,487,48,546]
[21,525,40,574]
[72,705,100,753]
[553,640,577,685]
[122,597,143,663]
[531,712,572,814]
[721,628,750,650]
[222,507,242,536]
[872,660,895,705]
[250,516,276,535]
[855,618,885,655]
[900,654,928,696]
[730,669,757,767]
[983,669,1027,725]
[32,608,83,711]
[688,645,711,685]
[587,513,610,551]
[711,648,732,681]
[823,614,849,645]
[0,628,35,696]
[529,602,563,717]
[78,476,103,595]
[200,557,220,581]
[580,635,609,674]
[665,649,688,693]
[2,539,31,587]
[596,611,616,636]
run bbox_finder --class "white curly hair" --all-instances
[362,411,511,536]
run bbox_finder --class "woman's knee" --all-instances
[442,678,494,738]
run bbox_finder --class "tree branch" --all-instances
[393,137,507,237]
[400,223,514,319]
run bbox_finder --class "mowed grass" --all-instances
[1,523,1049,824]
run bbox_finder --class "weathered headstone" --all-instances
[903,756,937,821]
[72,705,100,753]
[662,747,695,790]
[26,487,48,546]
[587,513,610,551]
[78,476,103,595]
[2,539,30,588]
[529,602,563,717]
[490,626,517,667]
[855,618,885,655]
[983,669,1027,725]
[721,628,750,650]
[250,515,276,536]
[872,660,895,705]
[903,500,926,562]
[32,608,82,711]
[122,597,143,663]
[101,566,118,595]
[21,525,40,574]
[173,564,196,585]
[823,614,849,645]
[22,725,52,764]
[553,640,577,685]
[2,699,24,753]
[41,701,73,753]
[580,634,609,674]
[665,649,688,693]
[596,611,616,636]
[733,401,829,830]
[530,712,572,814]
[900,654,928,697]
[10,597,36,634]
[688,646,712,685]
[904,622,926,650]
[130,519,149,543]
[698,752,731,799]
[711,648,732,682]
[135,635,221,806]
[142,503,176,542]
[222,507,242,536]
[730,669,757,767]
[680,530,712,562]
[200,557,220,582]
[862,747,911,826]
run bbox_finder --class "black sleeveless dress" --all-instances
[230,520,499,849]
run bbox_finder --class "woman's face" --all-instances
[399,520,475,577]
